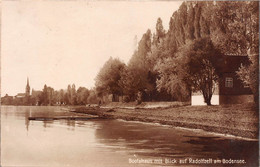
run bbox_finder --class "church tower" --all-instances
[25,77,30,96]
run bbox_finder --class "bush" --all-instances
[123,96,131,103]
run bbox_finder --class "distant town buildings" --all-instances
[1,94,14,104]
[13,78,31,99]
[1,78,32,105]
[25,77,30,97]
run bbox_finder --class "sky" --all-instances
[1,0,183,96]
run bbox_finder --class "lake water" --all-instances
[1,106,258,167]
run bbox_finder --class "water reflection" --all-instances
[3,106,83,131]
[24,109,30,131]
[1,106,259,167]
[187,136,258,166]
[94,120,258,166]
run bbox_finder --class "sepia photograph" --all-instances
[1,0,259,166]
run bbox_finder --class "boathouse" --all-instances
[191,55,253,105]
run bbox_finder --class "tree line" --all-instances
[2,84,98,106]
[33,84,98,106]
[95,1,258,105]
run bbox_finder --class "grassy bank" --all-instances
[71,103,258,139]
[101,101,190,109]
